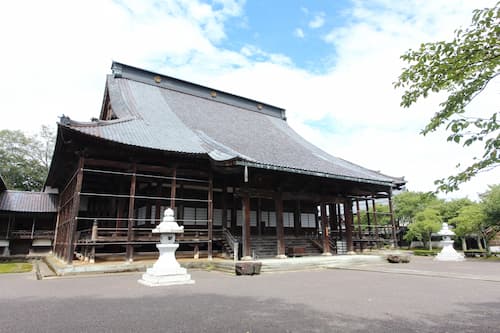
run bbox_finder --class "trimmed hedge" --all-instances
[412,249,440,256]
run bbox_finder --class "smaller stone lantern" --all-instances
[435,223,465,262]
[138,208,195,286]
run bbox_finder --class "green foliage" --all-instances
[404,207,442,249]
[0,262,33,274]
[480,184,500,227]
[0,126,55,191]
[393,191,439,225]
[412,249,440,256]
[395,2,500,192]
[451,203,486,238]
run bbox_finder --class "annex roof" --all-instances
[60,61,404,188]
[0,191,58,213]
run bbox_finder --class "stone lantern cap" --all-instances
[437,223,455,237]
[153,208,184,234]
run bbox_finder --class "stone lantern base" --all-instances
[138,238,194,287]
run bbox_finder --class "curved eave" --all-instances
[235,160,406,189]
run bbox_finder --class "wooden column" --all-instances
[155,183,162,224]
[274,192,286,258]
[344,199,354,253]
[221,186,228,229]
[207,171,213,260]
[336,204,343,239]
[126,164,137,262]
[372,198,378,248]
[388,189,398,248]
[294,200,301,237]
[365,199,372,240]
[356,199,363,252]
[170,167,177,210]
[231,194,237,234]
[320,202,331,255]
[242,193,252,259]
[257,198,262,236]
[66,157,84,264]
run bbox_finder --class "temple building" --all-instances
[42,62,405,264]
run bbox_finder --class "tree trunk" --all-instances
[428,233,433,251]
[461,238,467,251]
[477,236,484,250]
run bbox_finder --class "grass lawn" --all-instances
[0,262,33,274]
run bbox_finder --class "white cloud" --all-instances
[294,28,305,38]
[308,13,325,29]
[0,0,498,200]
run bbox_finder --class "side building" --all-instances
[45,62,405,264]
[0,174,58,256]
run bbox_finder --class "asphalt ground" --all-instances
[0,257,499,333]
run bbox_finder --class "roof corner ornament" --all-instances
[111,62,123,78]
[59,114,71,125]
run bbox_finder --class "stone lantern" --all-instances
[138,208,195,286]
[435,223,465,262]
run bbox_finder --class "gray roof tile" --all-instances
[63,62,404,187]
[0,191,58,213]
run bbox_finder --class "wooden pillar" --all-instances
[66,157,84,264]
[320,202,331,255]
[365,199,372,240]
[337,204,343,239]
[257,198,262,236]
[221,186,228,229]
[126,164,137,262]
[294,200,301,237]
[355,199,363,252]
[344,199,354,254]
[242,193,252,259]
[231,194,237,234]
[372,198,378,248]
[388,189,398,248]
[274,192,286,258]
[207,171,213,260]
[170,167,177,210]
[155,182,162,224]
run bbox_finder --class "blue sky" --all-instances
[0,0,498,199]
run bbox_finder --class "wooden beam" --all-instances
[388,189,398,248]
[275,192,286,258]
[170,167,177,209]
[242,193,252,259]
[66,156,84,264]
[320,202,330,255]
[126,164,137,262]
[344,199,354,253]
[207,171,213,260]
[294,200,301,237]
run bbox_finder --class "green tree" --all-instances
[404,207,442,250]
[395,2,500,192]
[451,203,486,250]
[480,184,500,227]
[393,191,439,225]
[435,198,474,224]
[0,126,55,191]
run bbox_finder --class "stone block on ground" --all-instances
[235,261,262,275]
[386,254,411,264]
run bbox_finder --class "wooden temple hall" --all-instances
[45,62,405,264]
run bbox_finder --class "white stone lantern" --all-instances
[138,208,195,286]
[435,223,465,262]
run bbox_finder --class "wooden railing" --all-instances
[222,227,239,262]
[9,230,55,240]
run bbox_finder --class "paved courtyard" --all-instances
[1,257,499,332]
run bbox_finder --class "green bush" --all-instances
[412,249,440,256]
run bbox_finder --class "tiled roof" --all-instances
[0,191,58,213]
[62,62,404,187]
